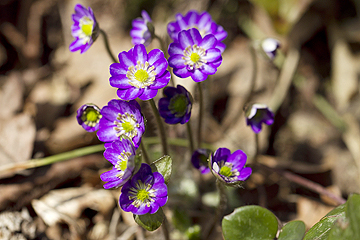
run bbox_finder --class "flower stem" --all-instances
[254,133,259,163]
[186,121,195,154]
[197,82,204,148]
[162,214,171,240]
[203,180,227,239]
[140,141,151,165]
[0,137,215,177]
[100,29,117,63]
[0,144,105,177]
[154,34,167,57]
[149,99,169,155]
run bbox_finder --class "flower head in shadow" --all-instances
[245,103,274,134]
[191,148,212,174]
[158,85,192,124]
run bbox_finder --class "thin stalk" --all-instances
[203,180,227,239]
[254,133,259,163]
[186,121,195,154]
[1,137,215,176]
[154,34,167,57]
[162,215,171,240]
[140,141,151,165]
[100,29,117,63]
[0,144,105,177]
[149,99,169,155]
[197,82,204,148]
[246,43,258,105]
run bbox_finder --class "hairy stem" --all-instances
[149,99,169,155]
[203,180,227,239]
[100,29,117,63]
[186,121,195,154]
[197,82,204,148]
[140,141,151,165]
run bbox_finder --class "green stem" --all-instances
[203,180,227,239]
[154,34,167,57]
[197,82,204,148]
[162,214,171,240]
[100,29,117,63]
[186,121,195,154]
[254,133,259,163]
[149,99,169,155]
[246,43,257,105]
[140,141,151,165]
[0,144,105,176]
[0,137,215,177]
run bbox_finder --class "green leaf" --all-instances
[134,208,165,231]
[346,194,360,238]
[278,220,305,240]
[327,217,353,240]
[151,155,172,184]
[222,205,278,240]
[304,203,346,240]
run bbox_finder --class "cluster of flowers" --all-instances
[72,4,275,215]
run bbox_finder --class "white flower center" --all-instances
[126,61,156,88]
[113,112,139,139]
[115,150,132,178]
[213,161,239,181]
[77,16,94,44]
[129,180,156,208]
[182,44,207,70]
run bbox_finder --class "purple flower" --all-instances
[100,139,136,189]
[76,103,102,132]
[210,148,252,184]
[69,4,99,54]
[245,104,274,134]
[191,149,212,174]
[119,163,168,215]
[109,44,171,101]
[167,10,227,52]
[261,38,280,60]
[158,85,192,124]
[168,28,222,82]
[96,99,145,148]
[130,10,153,46]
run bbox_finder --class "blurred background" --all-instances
[0,0,359,239]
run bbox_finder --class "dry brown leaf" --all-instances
[0,113,35,166]
[32,187,115,227]
[0,72,23,119]
[331,38,358,111]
